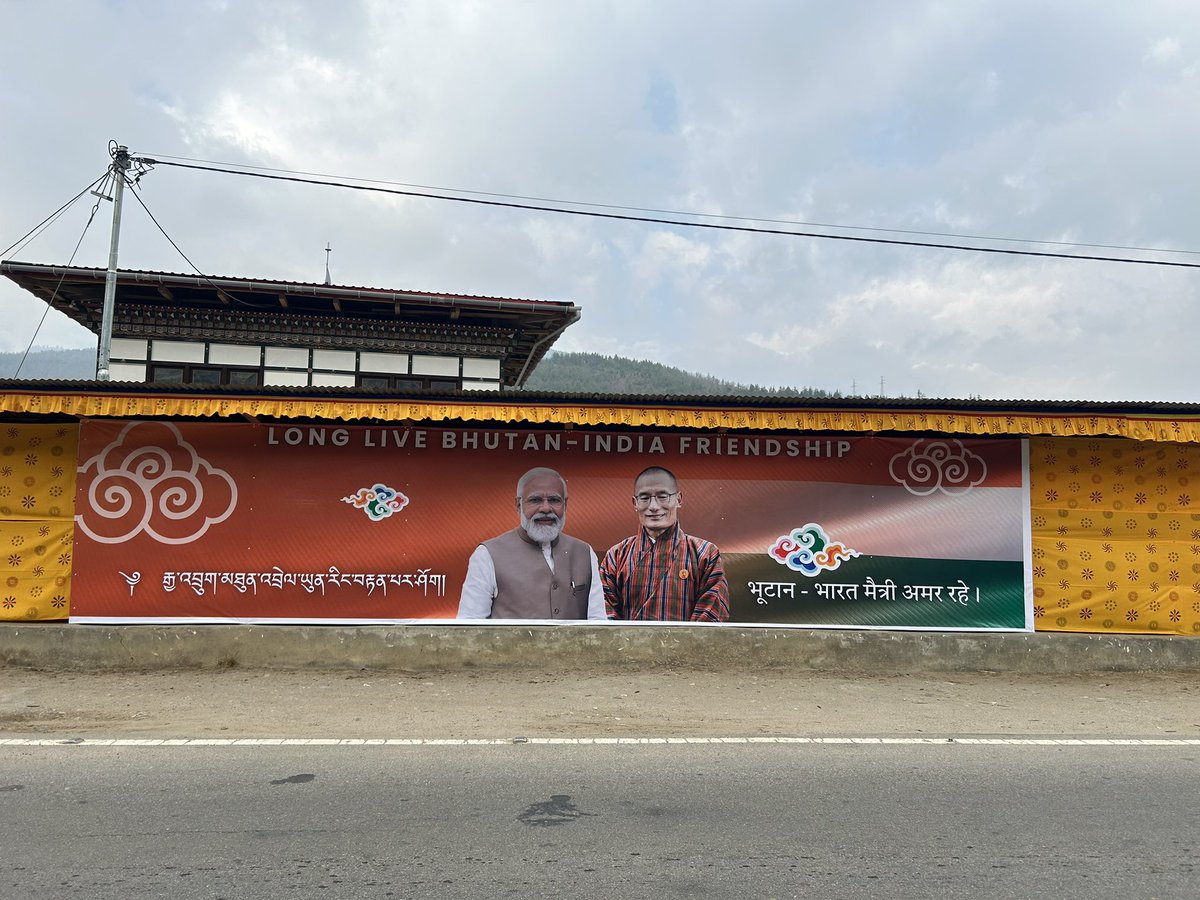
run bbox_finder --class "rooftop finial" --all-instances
[324,242,332,286]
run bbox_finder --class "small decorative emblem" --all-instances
[342,483,409,521]
[769,523,860,576]
[888,439,987,496]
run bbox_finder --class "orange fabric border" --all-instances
[3,389,1200,442]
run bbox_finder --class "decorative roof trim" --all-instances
[2,385,1199,442]
[113,307,514,355]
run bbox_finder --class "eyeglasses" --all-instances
[522,494,565,508]
[633,491,678,507]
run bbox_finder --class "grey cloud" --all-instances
[3,1,1200,402]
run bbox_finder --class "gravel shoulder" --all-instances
[2,668,1198,739]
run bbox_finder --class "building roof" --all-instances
[3,379,1200,443]
[0,260,581,386]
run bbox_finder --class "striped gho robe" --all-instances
[600,522,729,622]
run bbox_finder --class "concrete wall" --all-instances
[3,624,1199,673]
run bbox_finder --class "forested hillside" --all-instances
[524,352,834,396]
[0,347,94,380]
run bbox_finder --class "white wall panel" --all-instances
[462,357,501,379]
[110,338,148,360]
[410,354,460,377]
[150,340,205,363]
[311,372,357,386]
[359,352,410,374]
[262,369,310,386]
[108,362,146,382]
[313,349,357,371]
[208,343,262,366]
[264,347,311,369]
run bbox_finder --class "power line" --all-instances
[2,171,111,259]
[13,183,110,377]
[121,175,280,326]
[123,171,287,317]
[124,180,214,285]
[140,152,1200,257]
[134,156,1200,270]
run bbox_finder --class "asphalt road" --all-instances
[4,667,1199,897]
[3,742,1198,899]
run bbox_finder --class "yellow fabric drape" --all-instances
[0,424,78,621]
[1030,436,1200,635]
[4,388,1200,441]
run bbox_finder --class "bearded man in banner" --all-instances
[600,466,730,622]
[457,467,607,620]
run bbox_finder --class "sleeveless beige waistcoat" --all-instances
[483,528,593,619]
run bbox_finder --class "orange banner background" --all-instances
[69,421,1025,623]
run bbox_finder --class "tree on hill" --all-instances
[0,347,95,380]
[523,351,836,397]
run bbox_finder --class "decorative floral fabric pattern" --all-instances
[0,424,78,620]
[1030,437,1200,635]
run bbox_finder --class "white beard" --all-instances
[521,510,564,544]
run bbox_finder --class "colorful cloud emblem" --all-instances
[341,483,409,521]
[888,439,987,496]
[769,523,860,576]
[75,421,238,545]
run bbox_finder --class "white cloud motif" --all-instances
[76,422,238,544]
[888,440,987,496]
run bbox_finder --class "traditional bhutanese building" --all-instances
[0,261,580,390]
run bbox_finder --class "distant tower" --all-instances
[324,242,332,285]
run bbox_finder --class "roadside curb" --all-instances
[2,624,1199,673]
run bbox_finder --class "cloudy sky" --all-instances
[2,1,1199,401]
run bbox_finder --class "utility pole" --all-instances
[96,145,131,381]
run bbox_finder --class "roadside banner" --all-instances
[69,420,1031,629]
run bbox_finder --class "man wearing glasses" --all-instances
[600,466,730,622]
[457,466,607,619]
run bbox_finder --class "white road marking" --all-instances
[1,737,1199,746]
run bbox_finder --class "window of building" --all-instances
[148,364,262,386]
[150,365,185,383]
[191,368,221,385]
[357,374,459,390]
[144,364,467,390]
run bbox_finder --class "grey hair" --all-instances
[516,467,568,500]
